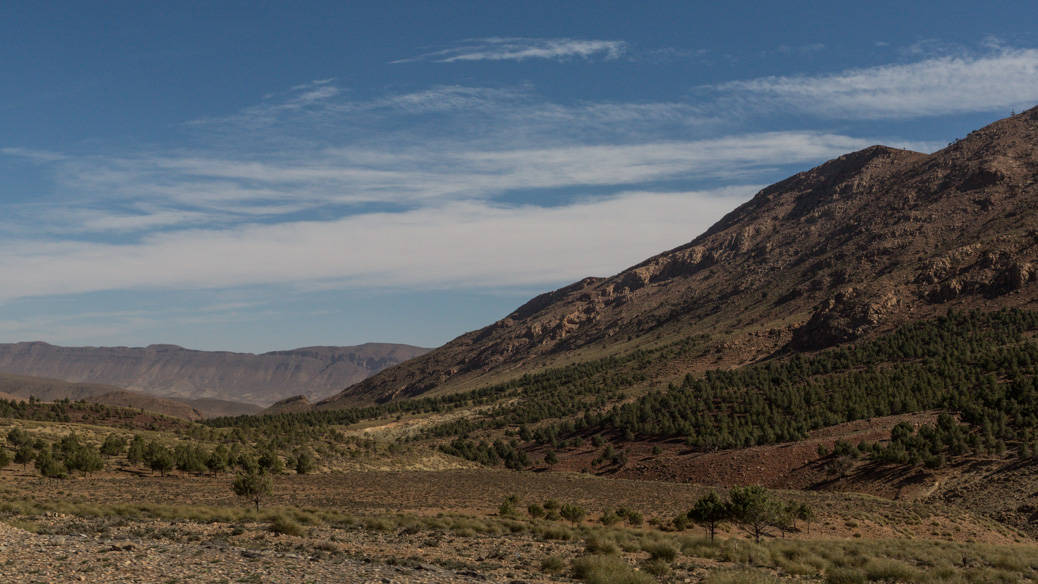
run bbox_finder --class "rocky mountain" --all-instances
[0,342,429,406]
[322,107,1038,408]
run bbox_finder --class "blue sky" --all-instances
[2,1,1037,352]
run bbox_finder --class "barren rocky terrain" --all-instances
[1,465,1035,583]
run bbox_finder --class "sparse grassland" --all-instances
[1,487,1036,583]
[1,461,1036,582]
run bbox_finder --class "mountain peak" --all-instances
[322,109,1038,408]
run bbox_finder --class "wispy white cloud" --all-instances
[393,37,627,64]
[0,59,958,305]
[37,130,889,222]
[9,78,884,229]
[0,188,758,301]
[65,207,218,232]
[716,48,1038,119]
[1,146,67,162]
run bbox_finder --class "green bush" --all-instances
[641,558,671,578]
[584,533,619,555]
[825,567,866,584]
[571,554,654,584]
[863,558,923,582]
[269,513,305,536]
[541,555,566,575]
[642,541,678,562]
[536,524,575,541]
[702,568,783,584]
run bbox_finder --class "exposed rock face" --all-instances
[790,288,901,351]
[321,108,1038,409]
[0,342,429,406]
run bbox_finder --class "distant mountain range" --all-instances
[320,106,1038,409]
[0,342,429,411]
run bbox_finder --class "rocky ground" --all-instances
[0,516,562,584]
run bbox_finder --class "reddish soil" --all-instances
[540,412,941,493]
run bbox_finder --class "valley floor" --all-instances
[2,467,1036,583]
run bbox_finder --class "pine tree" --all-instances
[728,485,781,544]
[232,469,274,512]
[687,491,729,541]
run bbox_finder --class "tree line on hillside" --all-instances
[439,309,1038,468]
[0,397,190,431]
[203,335,711,445]
[0,427,315,479]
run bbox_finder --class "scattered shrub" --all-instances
[584,533,619,555]
[571,554,654,584]
[541,555,566,575]
[269,514,305,537]
[560,503,586,524]
[642,541,677,562]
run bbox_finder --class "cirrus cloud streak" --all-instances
[716,48,1038,119]
[393,37,628,64]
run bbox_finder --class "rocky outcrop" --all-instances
[791,289,902,350]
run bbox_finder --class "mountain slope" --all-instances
[0,372,205,420]
[0,342,429,406]
[322,107,1038,408]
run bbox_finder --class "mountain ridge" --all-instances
[0,341,430,406]
[320,107,1038,408]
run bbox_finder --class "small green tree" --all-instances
[65,444,104,475]
[14,443,35,471]
[145,442,174,476]
[687,491,729,541]
[0,447,10,469]
[258,448,284,474]
[100,433,126,457]
[6,427,29,447]
[35,447,68,479]
[237,453,259,473]
[126,435,146,465]
[232,469,274,512]
[728,485,780,543]
[174,444,208,474]
[293,449,315,475]
[559,503,586,524]
[206,445,230,475]
[794,502,814,534]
